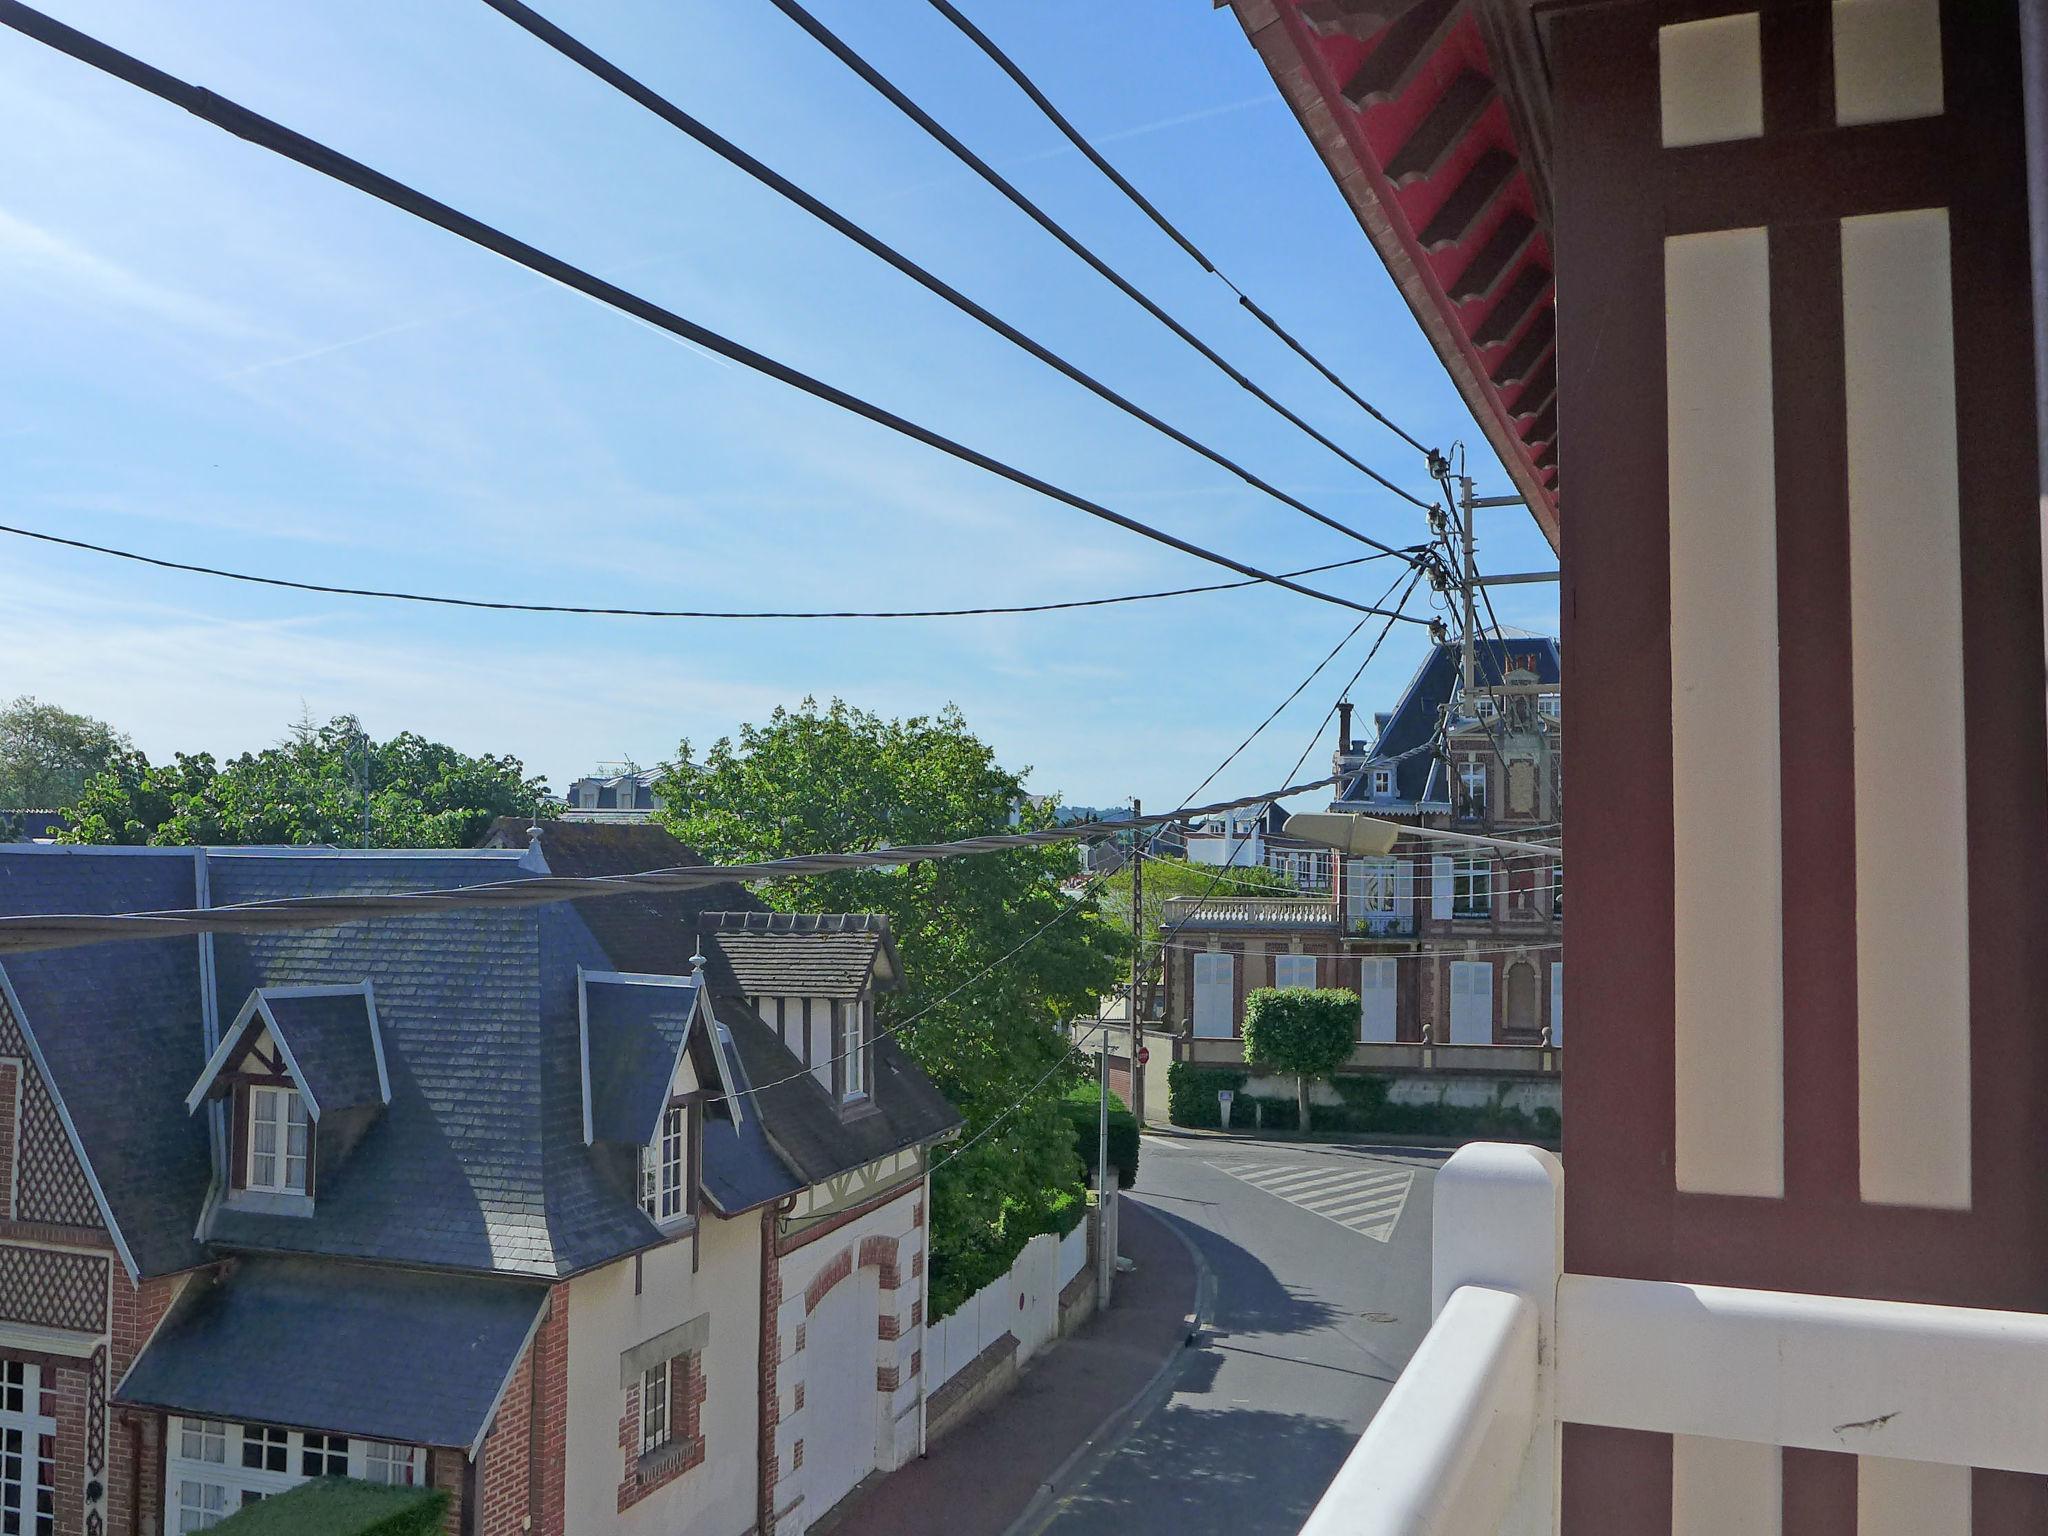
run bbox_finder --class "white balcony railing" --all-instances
[1161,895,1341,930]
[1300,1142,2048,1535]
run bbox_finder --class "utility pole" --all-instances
[1128,794,1142,1161]
[1458,473,1479,709]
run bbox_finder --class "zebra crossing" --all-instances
[1207,1157,1417,1242]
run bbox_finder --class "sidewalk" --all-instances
[822,1198,1198,1536]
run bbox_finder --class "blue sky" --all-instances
[0,0,1558,812]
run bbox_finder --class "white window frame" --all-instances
[166,1419,424,1534]
[641,1360,672,1457]
[842,1001,867,1102]
[1473,693,1501,720]
[1346,857,1398,922]
[1553,862,1564,919]
[641,1104,687,1224]
[245,1085,309,1195]
[1449,961,1495,1045]
[1359,957,1398,1043]
[1370,768,1394,799]
[1272,954,1317,990]
[0,1360,54,1536]
[1452,856,1493,919]
[1538,694,1561,719]
[1192,952,1235,1038]
[1457,761,1488,821]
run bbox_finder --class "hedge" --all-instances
[1062,1082,1139,1189]
[1164,1061,1559,1143]
[211,1479,449,1536]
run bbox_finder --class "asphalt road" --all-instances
[1022,1132,1444,1536]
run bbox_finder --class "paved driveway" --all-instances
[1023,1133,1443,1536]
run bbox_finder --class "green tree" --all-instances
[1096,855,1292,1022]
[653,699,1126,1299]
[0,697,130,809]
[1242,987,1360,1133]
[62,714,552,847]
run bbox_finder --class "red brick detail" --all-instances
[876,1363,899,1393]
[792,1381,804,1412]
[475,1284,569,1536]
[912,1200,924,1229]
[793,1322,806,1354]
[877,1313,900,1342]
[106,1271,188,1536]
[759,1207,781,1536]
[430,1447,466,1536]
[859,1234,901,1291]
[51,1361,84,1536]
[910,1349,922,1379]
[617,1351,706,1513]
[910,1298,923,1328]
[791,1438,804,1470]
[910,1247,924,1279]
[0,1062,18,1222]
[805,1247,854,1313]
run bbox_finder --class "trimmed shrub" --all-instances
[1062,1082,1139,1189]
[1242,988,1359,1132]
[1165,1063,1246,1127]
[211,1479,448,1536]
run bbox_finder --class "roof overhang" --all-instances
[1225,0,1561,549]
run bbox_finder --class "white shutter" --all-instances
[1449,961,1493,1044]
[1274,954,1316,990]
[1431,855,1455,920]
[1549,963,1564,1047]
[1344,858,1367,920]
[1193,953,1235,1038]
[1359,958,1397,1042]
[1394,859,1415,920]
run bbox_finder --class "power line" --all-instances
[478,0,1430,567]
[0,2,1400,622]
[764,0,1439,515]
[0,777,1342,956]
[0,522,1424,623]
[918,0,1433,459]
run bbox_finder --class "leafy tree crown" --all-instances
[1242,988,1360,1077]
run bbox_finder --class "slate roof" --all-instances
[255,989,384,1115]
[0,848,213,1277]
[701,913,893,1000]
[0,846,679,1281]
[581,975,702,1146]
[509,824,960,1193]
[1336,637,1562,807]
[115,1256,545,1449]
[697,1023,804,1216]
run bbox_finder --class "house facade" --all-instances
[1164,636,1561,1064]
[0,831,956,1536]
[561,769,664,822]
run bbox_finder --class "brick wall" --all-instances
[757,1207,781,1536]
[615,1351,705,1513]
[473,1285,569,1536]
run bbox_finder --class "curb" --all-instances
[1000,1199,1215,1536]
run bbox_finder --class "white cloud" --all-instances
[0,206,256,337]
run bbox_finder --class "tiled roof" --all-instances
[0,846,672,1281]
[115,1256,545,1449]
[581,975,702,1147]
[259,989,384,1115]
[0,849,213,1277]
[698,1022,804,1217]
[700,915,890,1001]
[1337,637,1561,806]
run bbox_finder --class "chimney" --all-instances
[1336,700,1355,752]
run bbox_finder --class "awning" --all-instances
[115,1256,546,1452]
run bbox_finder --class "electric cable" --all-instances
[764,0,1438,514]
[919,0,1434,458]
[479,0,1431,565]
[0,1,1405,620]
[0,522,1420,623]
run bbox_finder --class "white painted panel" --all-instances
[1833,0,1943,127]
[1449,962,1492,1045]
[807,1264,881,1517]
[1193,952,1234,1039]
[1842,207,1970,1211]
[1666,226,1784,1199]
[1431,854,1454,921]
[1858,1457,1969,1536]
[1274,953,1317,990]
[1394,859,1415,920]
[1360,958,1397,1043]
[1659,13,1763,147]
[1673,1436,1780,1536]
[1549,963,1564,1049]
[807,1000,831,1091]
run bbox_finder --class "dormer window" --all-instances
[841,1001,866,1102]
[246,1086,309,1195]
[641,1103,687,1224]
[1371,768,1394,799]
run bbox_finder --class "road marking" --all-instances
[1207,1158,1417,1242]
